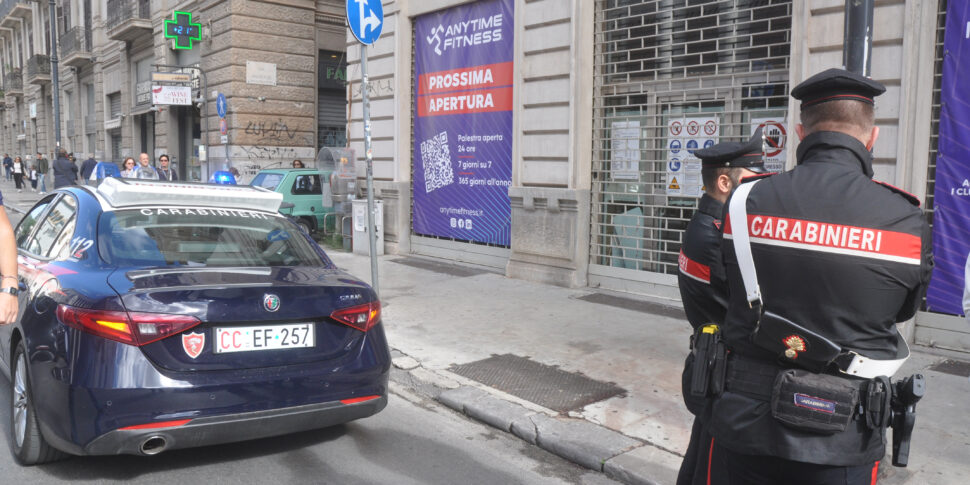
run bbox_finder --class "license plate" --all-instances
[214,323,315,354]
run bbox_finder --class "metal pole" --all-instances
[49,0,61,151]
[360,44,379,297]
[843,0,874,76]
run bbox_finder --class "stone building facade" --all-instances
[344,0,963,351]
[0,0,347,182]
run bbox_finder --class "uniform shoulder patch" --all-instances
[873,180,920,207]
[739,172,776,184]
[712,219,722,230]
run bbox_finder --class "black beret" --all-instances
[694,128,769,173]
[791,68,886,108]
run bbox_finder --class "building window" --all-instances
[108,92,122,119]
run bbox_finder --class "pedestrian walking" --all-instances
[80,154,98,186]
[35,152,49,194]
[120,157,137,178]
[711,68,933,484]
[12,157,24,192]
[134,153,159,180]
[2,154,11,182]
[157,154,178,181]
[52,149,79,189]
[28,165,37,192]
[676,131,767,485]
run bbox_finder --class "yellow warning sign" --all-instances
[669,177,680,190]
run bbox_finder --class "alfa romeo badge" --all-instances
[263,294,281,312]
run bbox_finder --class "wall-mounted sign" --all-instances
[152,71,193,83]
[152,85,193,105]
[246,61,277,86]
[164,11,202,50]
[29,102,36,118]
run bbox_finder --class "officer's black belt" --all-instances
[724,353,873,402]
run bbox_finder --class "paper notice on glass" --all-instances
[611,121,640,180]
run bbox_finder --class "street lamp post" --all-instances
[50,0,61,152]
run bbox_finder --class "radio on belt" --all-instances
[96,177,283,213]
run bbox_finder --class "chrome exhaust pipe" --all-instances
[140,436,168,456]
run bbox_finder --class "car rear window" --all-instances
[98,208,333,268]
[251,173,284,191]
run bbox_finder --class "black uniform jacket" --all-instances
[711,131,933,466]
[678,194,729,329]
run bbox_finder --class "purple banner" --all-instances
[413,0,514,246]
[927,0,970,316]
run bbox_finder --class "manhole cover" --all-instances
[390,258,488,277]
[928,359,970,377]
[577,293,684,319]
[449,354,625,413]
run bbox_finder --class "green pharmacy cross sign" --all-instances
[164,11,202,50]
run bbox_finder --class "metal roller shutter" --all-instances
[317,89,346,147]
[591,0,792,285]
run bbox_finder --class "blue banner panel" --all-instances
[927,0,970,316]
[413,0,514,246]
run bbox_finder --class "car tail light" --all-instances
[330,301,381,332]
[56,305,201,346]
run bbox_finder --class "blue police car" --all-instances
[5,178,390,464]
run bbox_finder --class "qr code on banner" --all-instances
[420,131,454,193]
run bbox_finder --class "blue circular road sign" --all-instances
[346,0,384,45]
[670,139,682,154]
[216,93,227,118]
[686,139,698,154]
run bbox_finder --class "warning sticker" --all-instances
[667,116,719,197]
[752,117,787,173]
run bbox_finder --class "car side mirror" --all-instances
[279,202,295,210]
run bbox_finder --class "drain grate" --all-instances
[449,354,625,413]
[928,359,970,377]
[390,258,489,277]
[577,293,684,319]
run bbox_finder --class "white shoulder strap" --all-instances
[728,179,762,307]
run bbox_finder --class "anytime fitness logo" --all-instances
[425,14,504,56]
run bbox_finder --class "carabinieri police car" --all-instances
[5,178,389,464]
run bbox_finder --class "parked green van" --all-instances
[250,168,334,233]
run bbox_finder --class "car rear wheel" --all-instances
[11,343,67,465]
[296,218,314,235]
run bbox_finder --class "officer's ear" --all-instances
[865,125,879,151]
[716,172,734,195]
[795,123,807,141]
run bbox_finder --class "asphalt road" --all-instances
[0,375,619,485]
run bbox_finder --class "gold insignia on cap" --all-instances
[783,335,806,359]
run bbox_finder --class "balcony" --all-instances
[60,26,93,67]
[0,1,32,29]
[107,0,151,42]
[26,54,50,85]
[3,68,22,97]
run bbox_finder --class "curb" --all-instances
[390,351,681,485]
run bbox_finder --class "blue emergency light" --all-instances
[210,171,237,185]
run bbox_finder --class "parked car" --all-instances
[250,168,334,234]
[5,178,389,464]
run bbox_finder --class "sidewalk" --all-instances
[328,251,969,485]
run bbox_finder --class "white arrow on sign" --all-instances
[353,0,381,37]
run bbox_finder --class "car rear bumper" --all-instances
[83,394,387,456]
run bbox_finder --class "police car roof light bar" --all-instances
[96,177,283,213]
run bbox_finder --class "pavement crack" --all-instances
[531,415,541,446]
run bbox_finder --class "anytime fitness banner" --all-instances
[413,0,514,246]
[927,0,970,316]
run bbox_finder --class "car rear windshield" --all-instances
[250,172,284,191]
[98,208,332,267]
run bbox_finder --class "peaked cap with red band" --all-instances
[694,127,769,173]
[791,68,886,109]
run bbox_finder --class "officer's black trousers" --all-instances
[677,417,728,485]
[715,443,879,485]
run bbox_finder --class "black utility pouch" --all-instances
[770,369,860,435]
